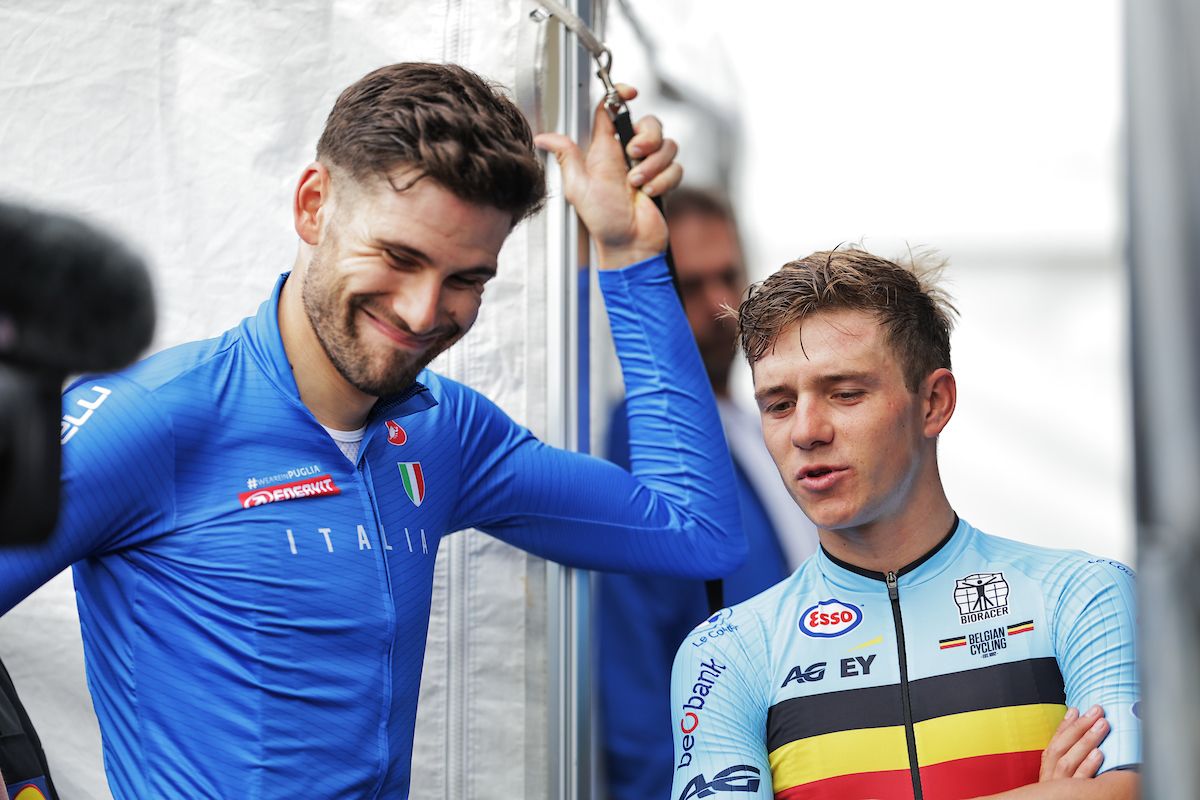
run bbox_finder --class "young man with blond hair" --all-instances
[670,247,1138,799]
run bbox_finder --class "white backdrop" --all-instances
[605,0,1132,563]
[0,2,562,798]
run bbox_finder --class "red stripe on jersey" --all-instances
[774,768,913,799]
[920,750,1043,798]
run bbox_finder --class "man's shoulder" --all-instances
[79,329,242,398]
[968,522,1124,569]
[677,564,814,659]
[965,523,1136,602]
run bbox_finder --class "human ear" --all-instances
[293,162,332,246]
[922,368,956,438]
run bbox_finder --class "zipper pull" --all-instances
[886,570,899,601]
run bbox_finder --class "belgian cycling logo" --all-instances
[799,598,863,638]
[953,572,1010,624]
[385,419,408,446]
[397,462,426,507]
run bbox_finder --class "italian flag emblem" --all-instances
[397,462,426,507]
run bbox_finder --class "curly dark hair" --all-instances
[737,245,958,391]
[316,63,546,222]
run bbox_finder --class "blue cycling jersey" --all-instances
[670,518,1139,800]
[0,255,745,799]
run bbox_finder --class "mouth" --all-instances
[796,465,848,491]
[359,307,441,349]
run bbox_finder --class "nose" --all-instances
[392,274,442,336]
[789,397,833,450]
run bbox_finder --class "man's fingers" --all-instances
[614,82,639,102]
[1054,710,1109,779]
[639,162,683,199]
[628,137,678,188]
[1072,748,1105,779]
[534,132,587,199]
[626,114,664,161]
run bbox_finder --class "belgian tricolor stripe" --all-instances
[1007,620,1035,636]
[767,658,1065,798]
[939,635,967,650]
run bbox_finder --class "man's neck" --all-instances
[277,276,376,431]
[818,489,956,575]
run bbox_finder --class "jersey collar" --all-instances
[816,516,971,592]
[240,273,438,419]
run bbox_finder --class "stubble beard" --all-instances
[302,244,459,398]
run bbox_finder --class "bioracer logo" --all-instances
[799,599,863,638]
[238,475,341,508]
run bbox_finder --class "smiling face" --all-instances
[300,168,512,397]
[753,308,950,536]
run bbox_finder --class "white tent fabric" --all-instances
[0,2,567,797]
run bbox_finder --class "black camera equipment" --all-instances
[0,201,155,546]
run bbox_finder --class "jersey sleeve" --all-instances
[0,375,176,614]
[669,609,774,799]
[1049,557,1140,772]
[446,254,746,579]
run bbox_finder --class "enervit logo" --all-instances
[238,475,340,508]
[799,599,863,638]
[385,419,408,446]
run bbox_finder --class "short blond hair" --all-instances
[737,245,957,391]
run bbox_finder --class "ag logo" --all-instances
[677,764,761,799]
[780,661,826,687]
[385,420,408,446]
[953,573,1010,624]
[799,599,862,638]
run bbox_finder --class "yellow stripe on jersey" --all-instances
[768,724,910,789]
[914,703,1065,766]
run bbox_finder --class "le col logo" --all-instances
[799,599,863,638]
[677,764,761,800]
[60,385,112,444]
[689,608,737,648]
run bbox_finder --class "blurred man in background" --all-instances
[599,188,817,800]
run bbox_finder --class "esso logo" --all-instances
[800,599,863,638]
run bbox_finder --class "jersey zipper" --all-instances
[357,458,398,798]
[887,570,923,799]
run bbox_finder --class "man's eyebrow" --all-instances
[753,384,790,404]
[378,241,497,278]
[378,241,432,264]
[820,371,876,384]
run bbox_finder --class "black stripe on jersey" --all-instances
[910,657,1065,723]
[766,657,1064,753]
[767,684,905,752]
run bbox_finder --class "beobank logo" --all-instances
[799,598,863,638]
[238,475,341,509]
